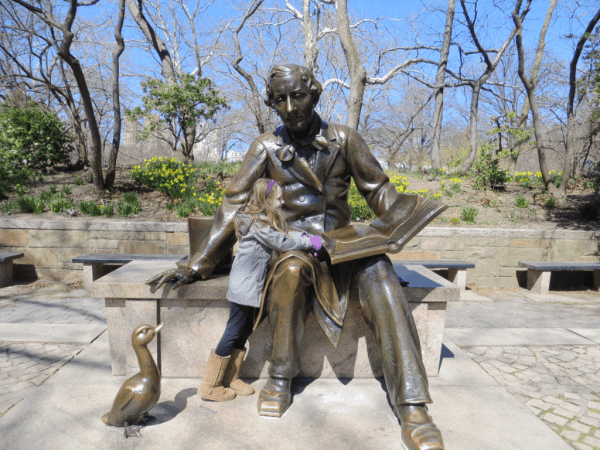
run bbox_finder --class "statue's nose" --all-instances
[285,97,294,113]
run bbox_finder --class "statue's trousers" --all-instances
[266,253,432,406]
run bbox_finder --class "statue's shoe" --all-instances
[257,378,291,418]
[397,405,444,450]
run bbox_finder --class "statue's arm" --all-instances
[146,139,268,289]
[345,127,399,218]
[186,139,269,278]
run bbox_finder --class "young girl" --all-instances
[200,178,322,402]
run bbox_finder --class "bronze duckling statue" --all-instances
[102,323,163,437]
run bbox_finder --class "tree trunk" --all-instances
[105,0,126,189]
[126,0,175,81]
[460,82,481,173]
[232,0,268,134]
[431,0,456,169]
[512,5,555,193]
[558,7,600,195]
[509,0,557,175]
[336,0,367,130]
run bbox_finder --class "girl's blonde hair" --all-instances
[235,179,288,240]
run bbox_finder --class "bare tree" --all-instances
[335,0,438,129]
[8,0,107,190]
[558,8,600,194]
[431,0,456,169]
[458,0,533,173]
[512,0,558,192]
[104,0,126,189]
[231,0,271,134]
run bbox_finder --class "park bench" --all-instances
[392,260,475,290]
[91,261,457,379]
[0,252,24,288]
[72,253,186,290]
[518,261,600,295]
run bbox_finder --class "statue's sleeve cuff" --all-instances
[177,254,216,279]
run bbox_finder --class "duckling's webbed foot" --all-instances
[123,422,143,438]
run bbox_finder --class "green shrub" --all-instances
[50,197,72,213]
[0,103,71,169]
[61,185,71,195]
[78,201,101,215]
[49,185,57,194]
[33,197,45,214]
[17,195,36,213]
[88,172,94,183]
[165,202,174,210]
[545,197,556,209]
[578,202,600,221]
[2,200,18,212]
[515,195,530,208]
[450,217,461,225]
[15,184,26,197]
[460,206,479,223]
[103,203,114,217]
[117,201,137,217]
[39,191,53,204]
[348,178,373,220]
[122,192,139,204]
[74,177,84,186]
[174,201,195,218]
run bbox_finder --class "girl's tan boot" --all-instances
[222,348,255,395]
[200,351,236,401]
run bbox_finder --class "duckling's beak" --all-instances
[153,323,164,335]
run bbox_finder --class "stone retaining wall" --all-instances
[1,219,599,287]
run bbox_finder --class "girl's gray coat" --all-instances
[226,215,313,307]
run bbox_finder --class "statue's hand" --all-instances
[146,267,196,290]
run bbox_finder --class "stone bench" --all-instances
[73,254,186,290]
[91,260,458,380]
[392,260,475,290]
[0,252,24,287]
[519,261,600,295]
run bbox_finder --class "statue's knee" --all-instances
[276,256,311,279]
[357,254,394,282]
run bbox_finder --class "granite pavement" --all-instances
[0,281,598,449]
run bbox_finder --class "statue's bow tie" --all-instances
[277,134,329,162]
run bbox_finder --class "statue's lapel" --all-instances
[314,121,340,181]
[278,126,324,194]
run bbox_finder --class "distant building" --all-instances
[227,151,246,162]
[116,118,223,166]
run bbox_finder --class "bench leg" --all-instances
[594,270,600,293]
[83,263,105,291]
[448,268,467,290]
[0,261,13,288]
[527,269,551,295]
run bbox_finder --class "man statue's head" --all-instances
[264,64,323,135]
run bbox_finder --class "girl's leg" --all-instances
[232,306,259,350]
[215,303,254,357]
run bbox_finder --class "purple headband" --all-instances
[266,179,277,196]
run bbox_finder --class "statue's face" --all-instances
[270,72,315,134]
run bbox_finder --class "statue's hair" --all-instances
[234,178,288,241]
[264,64,323,108]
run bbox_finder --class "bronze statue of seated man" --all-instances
[148,64,444,450]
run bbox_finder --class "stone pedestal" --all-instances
[526,269,551,295]
[92,261,458,379]
[0,253,24,288]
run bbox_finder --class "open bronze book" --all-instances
[321,194,448,264]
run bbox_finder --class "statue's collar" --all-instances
[274,113,335,147]
[274,114,338,162]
